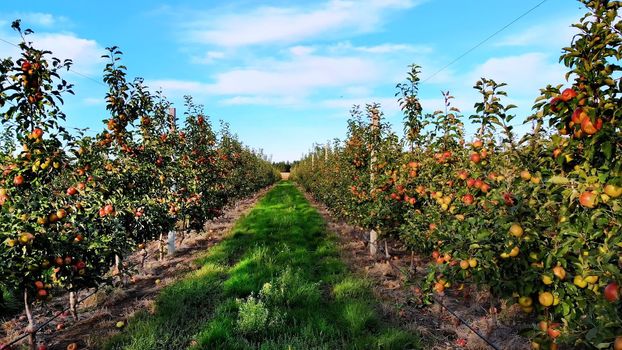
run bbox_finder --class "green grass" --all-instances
[104,181,420,350]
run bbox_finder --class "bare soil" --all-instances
[301,189,532,350]
[0,186,273,350]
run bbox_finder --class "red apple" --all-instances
[604,282,619,302]
[66,187,77,196]
[21,61,32,71]
[31,128,43,139]
[462,194,474,205]
[581,116,603,135]
[572,108,587,124]
[14,175,24,186]
[470,153,481,164]
[579,191,597,208]
[560,88,577,102]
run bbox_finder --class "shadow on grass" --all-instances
[104,182,420,350]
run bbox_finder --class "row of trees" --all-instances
[0,21,280,349]
[292,1,621,349]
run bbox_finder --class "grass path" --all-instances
[104,181,420,350]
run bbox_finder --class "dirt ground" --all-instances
[300,189,532,350]
[0,186,273,350]
[2,183,533,350]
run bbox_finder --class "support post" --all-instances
[167,230,176,256]
[369,106,380,256]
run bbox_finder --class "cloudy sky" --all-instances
[0,1,586,161]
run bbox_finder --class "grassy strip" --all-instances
[104,182,420,349]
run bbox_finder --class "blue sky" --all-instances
[0,1,585,161]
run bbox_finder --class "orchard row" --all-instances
[0,20,280,348]
[292,1,621,349]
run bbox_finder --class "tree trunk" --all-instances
[140,247,148,270]
[158,232,165,260]
[24,289,36,350]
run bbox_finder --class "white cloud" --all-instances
[321,96,401,114]
[495,18,579,48]
[220,96,303,107]
[82,97,103,106]
[151,54,382,99]
[330,41,432,54]
[191,50,226,64]
[289,45,316,56]
[182,0,422,47]
[33,33,105,74]
[0,31,105,75]
[466,52,566,97]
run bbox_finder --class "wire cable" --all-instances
[422,0,549,84]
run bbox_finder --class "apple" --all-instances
[66,187,77,196]
[432,251,440,259]
[21,61,32,71]
[604,184,622,198]
[614,336,622,350]
[56,209,67,219]
[466,178,476,187]
[538,291,554,306]
[480,183,490,193]
[604,282,619,302]
[37,289,48,299]
[560,88,577,101]
[468,258,477,268]
[18,232,34,245]
[457,170,468,180]
[470,153,481,164]
[104,204,114,215]
[518,296,532,307]
[574,275,588,288]
[77,182,86,191]
[584,275,598,284]
[552,266,566,280]
[459,260,469,269]
[75,260,86,270]
[48,213,59,223]
[509,224,523,237]
[34,281,44,290]
[38,344,48,350]
[14,175,24,186]
[547,326,561,339]
[520,170,531,181]
[553,148,562,158]
[472,140,483,149]
[571,108,587,124]
[462,194,474,205]
[581,116,603,135]
[579,191,597,208]
[538,321,548,332]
